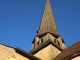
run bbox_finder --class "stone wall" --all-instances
[0,44,15,60]
[72,56,80,60]
[34,44,61,60]
[0,44,29,60]
[14,53,29,60]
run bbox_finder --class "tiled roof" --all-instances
[53,41,80,60]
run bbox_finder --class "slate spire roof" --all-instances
[37,0,59,35]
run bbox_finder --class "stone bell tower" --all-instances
[30,0,66,60]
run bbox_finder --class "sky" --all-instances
[0,0,80,52]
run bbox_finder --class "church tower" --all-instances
[30,0,66,60]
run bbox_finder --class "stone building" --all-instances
[0,0,80,60]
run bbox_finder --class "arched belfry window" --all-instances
[41,39,43,43]
[57,41,60,47]
[39,39,43,43]
[37,41,39,45]
[37,39,43,45]
[54,39,56,43]
[54,39,60,47]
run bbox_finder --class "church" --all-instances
[0,0,80,60]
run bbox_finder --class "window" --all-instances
[54,39,56,43]
[57,41,60,46]
[37,39,43,45]
[54,39,60,47]
[41,39,43,43]
[37,41,39,45]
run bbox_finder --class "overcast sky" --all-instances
[0,0,80,52]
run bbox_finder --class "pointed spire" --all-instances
[37,0,59,35]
